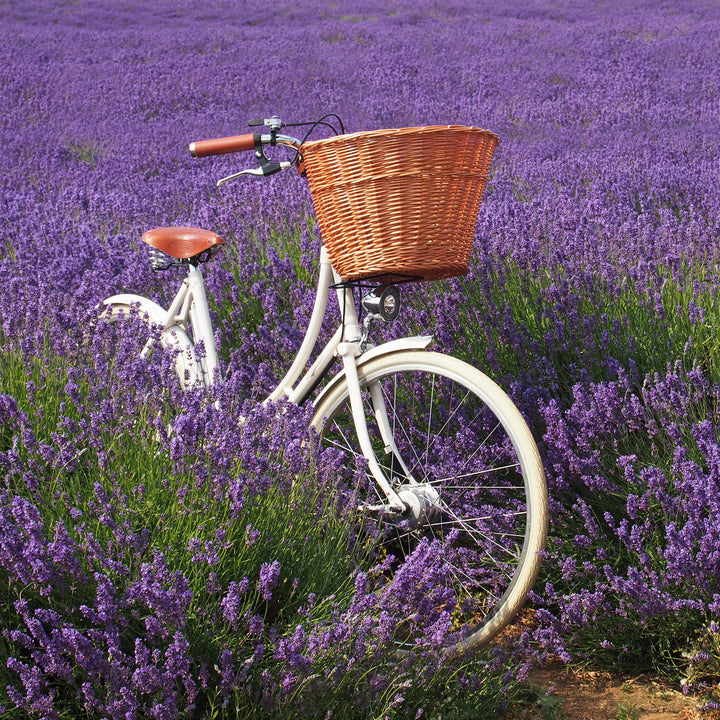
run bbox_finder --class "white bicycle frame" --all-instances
[104,246,433,512]
[97,120,551,654]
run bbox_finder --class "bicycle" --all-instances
[99,114,549,654]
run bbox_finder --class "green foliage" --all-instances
[614,700,642,720]
[680,622,720,712]
[510,682,565,720]
[411,253,720,408]
[0,345,516,718]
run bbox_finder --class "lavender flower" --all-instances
[3,0,720,715]
[257,560,282,602]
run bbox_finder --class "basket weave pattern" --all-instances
[300,125,500,282]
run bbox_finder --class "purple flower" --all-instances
[257,560,281,602]
[220,579,249,629]
[3,0,720,715]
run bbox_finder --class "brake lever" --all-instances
[217,161,292,187]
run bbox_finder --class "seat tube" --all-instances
[187,265,219,387]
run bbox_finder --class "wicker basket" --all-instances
[299,125,500,282]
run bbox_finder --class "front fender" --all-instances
[312,335,434,415]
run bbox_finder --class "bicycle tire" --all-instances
[98,301,201,390]
[312,350,548,653]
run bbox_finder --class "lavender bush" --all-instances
[1,343,512,718]
[2,0,720,715]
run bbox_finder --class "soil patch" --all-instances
[506,662,703,719]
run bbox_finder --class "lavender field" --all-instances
[2,0,720,717]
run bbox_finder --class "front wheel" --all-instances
[312,350,548,653]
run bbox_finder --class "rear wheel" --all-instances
[97,301,201,390]
[312,350,548,652]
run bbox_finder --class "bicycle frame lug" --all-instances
[338,341,362,358]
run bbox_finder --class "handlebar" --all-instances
[189,132,302,158]
[189,114,346,186]
[189,123,304,185]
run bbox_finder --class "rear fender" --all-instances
[102,294,167,326]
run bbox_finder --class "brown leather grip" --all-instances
[189,133,257,158]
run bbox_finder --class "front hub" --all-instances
[392,483,441,530]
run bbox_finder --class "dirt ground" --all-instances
[506,663,708,720]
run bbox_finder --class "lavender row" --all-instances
[2,0,720,715]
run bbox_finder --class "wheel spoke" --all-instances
[317,353,547,652]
